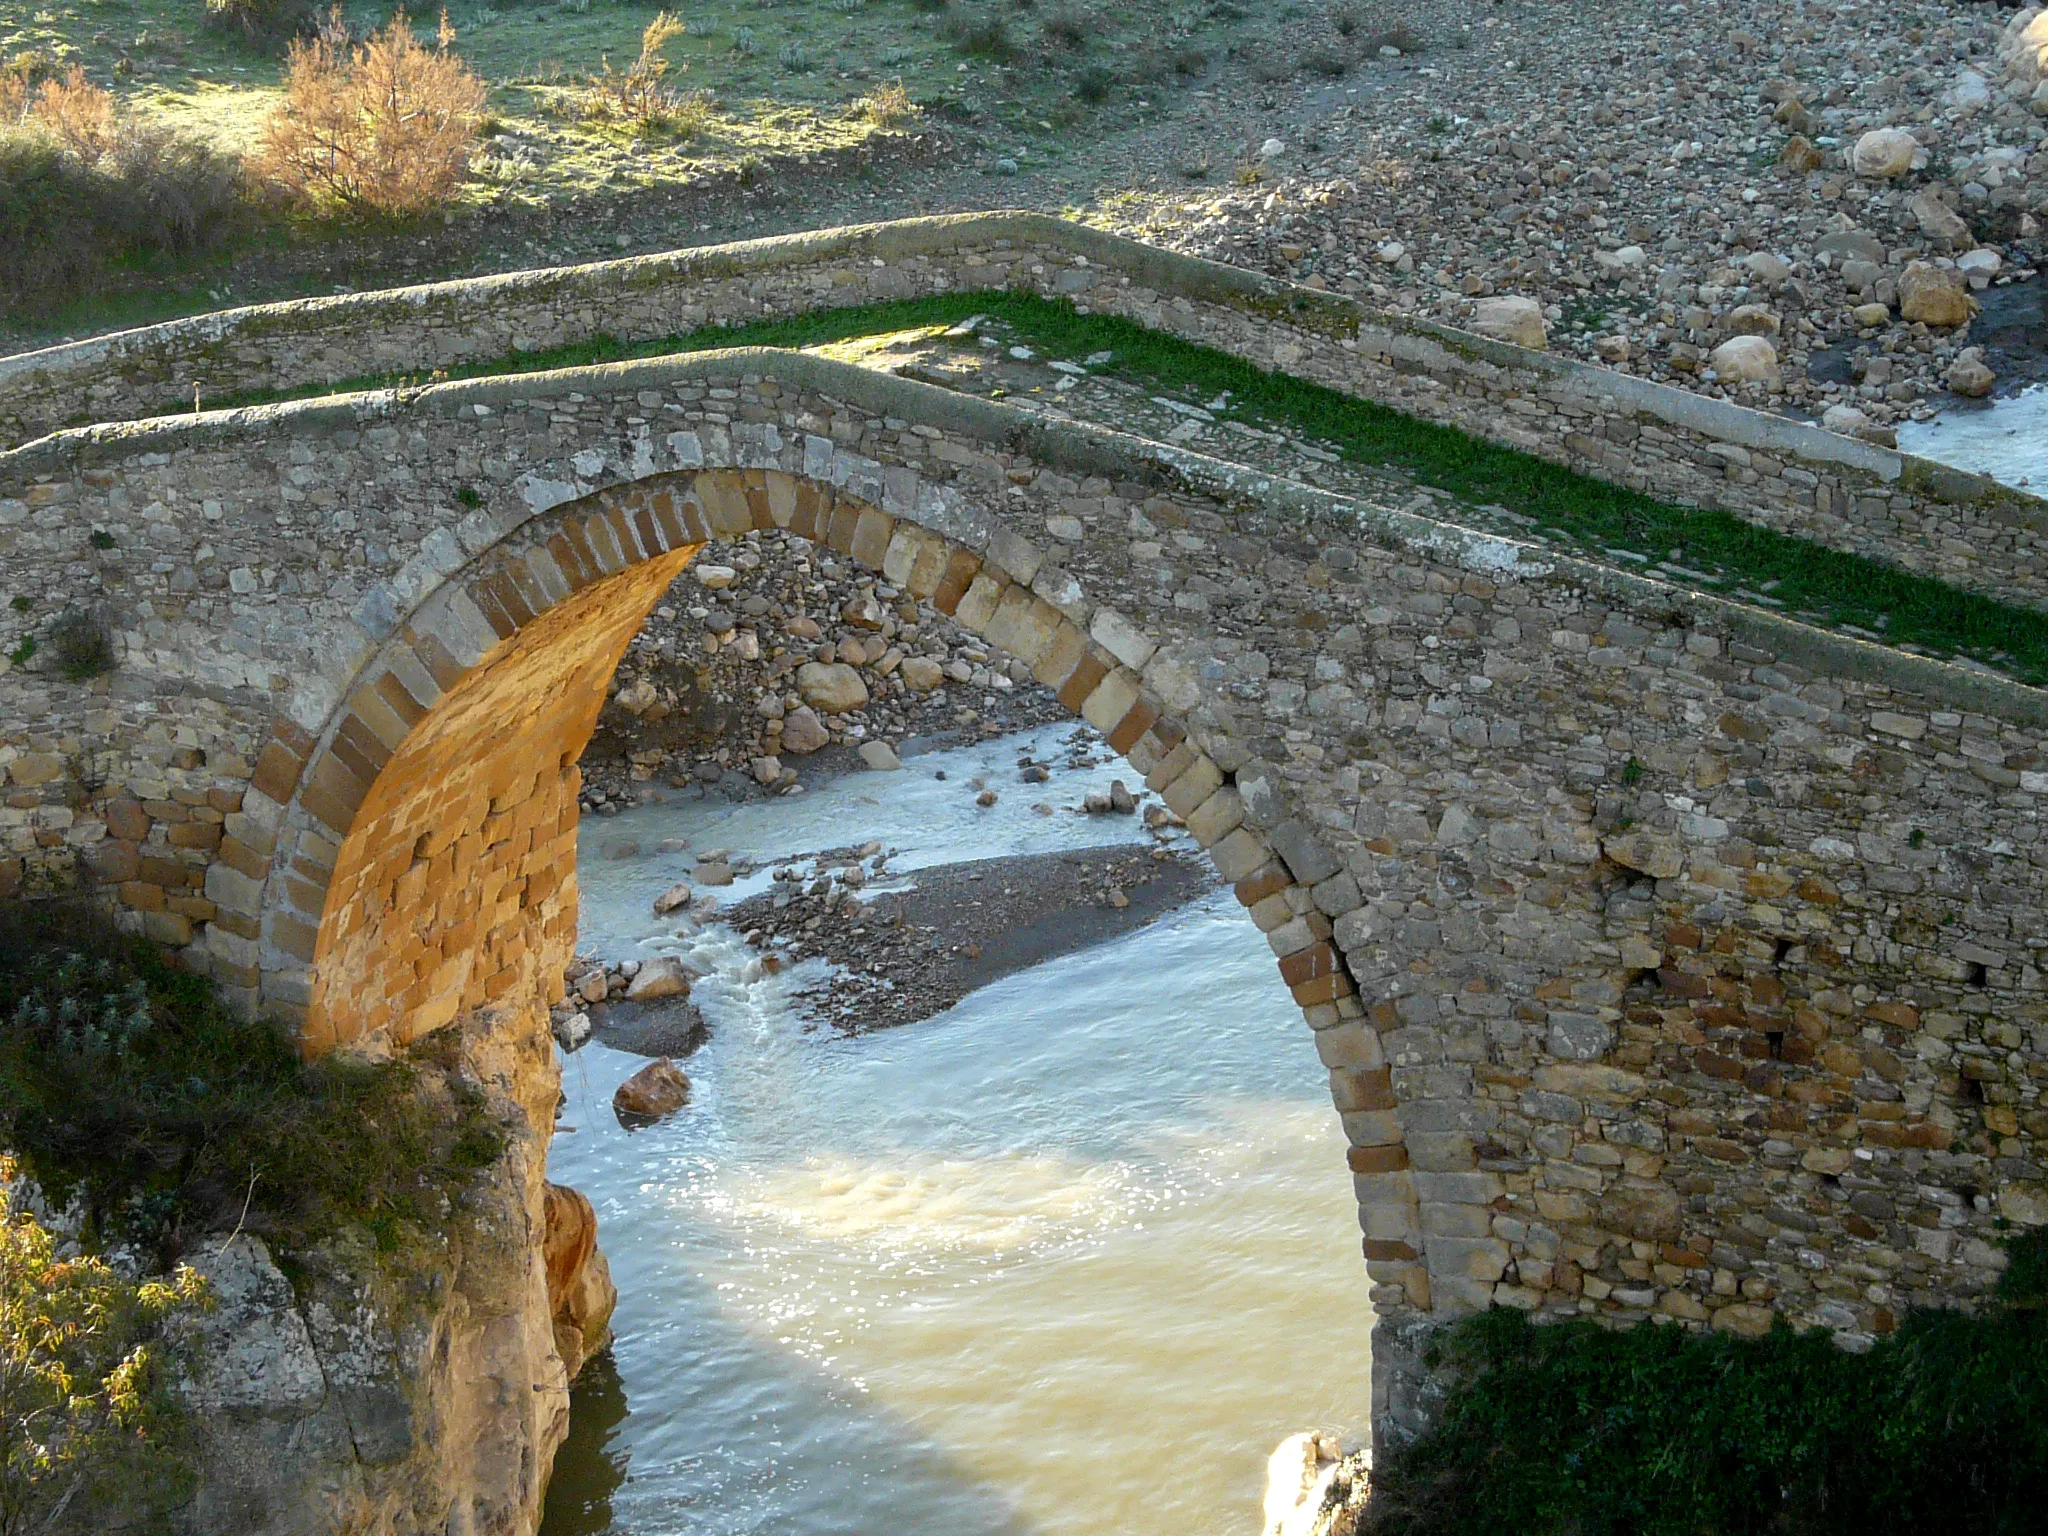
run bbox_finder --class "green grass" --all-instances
[208,289,2048,687]
[0,902,505,1264]
[1362,1232,2048,1535]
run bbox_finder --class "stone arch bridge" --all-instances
[3,214,2047,1449]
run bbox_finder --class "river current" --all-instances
[539,724,1375,1535]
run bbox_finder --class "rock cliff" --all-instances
[167,1001,607,1536]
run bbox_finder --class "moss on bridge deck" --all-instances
[207,290,2048,688]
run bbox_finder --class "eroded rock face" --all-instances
[160,1002,595,1536]
[543,1182,618,1382]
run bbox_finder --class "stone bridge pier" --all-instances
[6,228,2048,1463]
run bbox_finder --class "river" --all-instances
[539,724,1375,1536]
[1896,383,2048,492]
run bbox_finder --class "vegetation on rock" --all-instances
[0,1180,208,1535]
[1363,1229,2048,1536]
[0,902,504,1266]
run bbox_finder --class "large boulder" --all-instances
[1707,335,1781,386]
[1898,261,1976,327]
[1850,128,1918,179]
[542,1182,618,1381]
[613,1057,691,1125]
[1467,295,1548,350]
[796,660,870,713]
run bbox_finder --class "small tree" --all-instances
[0,1166,207,1534]
[255,10,486,219]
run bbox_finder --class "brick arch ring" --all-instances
[243,457,1428,1315]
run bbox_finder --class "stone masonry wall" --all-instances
[4,213,2044,615]
[5,346,2047,1446]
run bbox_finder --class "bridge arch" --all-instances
[245,453,1430,1363]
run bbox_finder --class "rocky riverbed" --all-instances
[1107,1,2048,430]
[575,526,1067,814]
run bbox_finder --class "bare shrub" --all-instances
[855,78,916,127]
[1042,9,1086,48]
[942,7,1018,60]
[255,11,486,219]
[577,12,713,136]
[204,0,314,42]
[0,63,249,308]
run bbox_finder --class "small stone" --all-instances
[1946,349,1996,398]
[1106,886,1129,908]
[975,789,998,807]
[1956,247,2002,280]
[751,755,782,784]
[1740,251,1791,287]
[1594,334,1632,362]
[1907,190,1969,243]
[651,880,693,915]
[1725,305,1780,337]
[797,660,870,713]
[779,706,830,754]
[1777,135,1822,172]
[626,955,692,1002]
[1898,261,1975,327]
[994,157,1019,176]
[1850,128,1918,179]
[1258,137,1286,159]
[613,1058,691,1124]
[1707,335,1780,385]
[1850,302,1892,328]
[858,740,902,771]
[692,564,737,589]
[899,656,945,692]
[1109,779,1135,814]
[1467,295,1548,350]
[1821,404,1873,437]
[695,861,735,887]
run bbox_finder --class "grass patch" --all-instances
[201,291,2048,685]
[1364,1232,2048,1535]
[0,903,505,1266]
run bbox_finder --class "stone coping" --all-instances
[12,340,2043,732]
[3,210,2039,530]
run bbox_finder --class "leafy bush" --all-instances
[254,11,486,218]
[0,904,504,1265]
[0,1182,208,1533]
[0,65,249,307]
[1363,1237,2048,1536]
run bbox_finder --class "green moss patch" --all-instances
[222,288,2048,687]
[1363,1237,2048,1536]
[0,903,504,1264]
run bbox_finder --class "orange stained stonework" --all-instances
[304,549,699,1053]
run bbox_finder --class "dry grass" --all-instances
[255,11,486,218]
[576,11,715,137]
[854,78,916,128]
